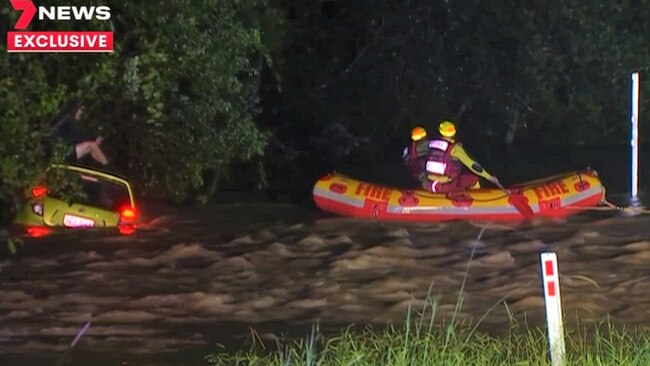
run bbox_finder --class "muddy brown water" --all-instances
[2,196,650,365]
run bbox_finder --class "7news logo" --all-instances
[7,0,114,53]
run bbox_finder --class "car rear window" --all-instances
[47,168,132,212]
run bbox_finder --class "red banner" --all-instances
[7,31,113,52]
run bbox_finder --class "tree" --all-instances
[0,0,284,224]
[272,0,650,153]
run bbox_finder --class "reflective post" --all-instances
[631,72,641,207]
[540,252,565,366]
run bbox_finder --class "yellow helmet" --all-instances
[439,120,456,138]
[410,126,427,142]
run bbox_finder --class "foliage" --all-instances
[205,300,650,366]
[2,0,650,224]
[0,46,70,223]
[95,0,282,202]
[273,0,650,150]
[0,0,282,226]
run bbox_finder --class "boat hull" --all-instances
[312,169,606,221]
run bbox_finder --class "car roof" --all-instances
[50,164,136,207]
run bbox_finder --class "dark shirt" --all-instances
[51,116,96,163]
[53,116,96,146]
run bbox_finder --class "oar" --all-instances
[493,180,535,220]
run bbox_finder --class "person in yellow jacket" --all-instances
[402,126,431,187]
[423,120,501,193]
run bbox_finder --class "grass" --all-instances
[205,301,650,366]
[205,232,650,365]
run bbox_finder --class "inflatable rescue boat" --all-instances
[312,169,605,221]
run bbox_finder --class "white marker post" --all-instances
[540,252,565,366]
[631,72,641,207]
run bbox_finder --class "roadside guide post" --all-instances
[631,71,642,208]
[540,252,566,366]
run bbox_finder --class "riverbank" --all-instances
[207,302,650,366]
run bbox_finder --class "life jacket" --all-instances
[425,138,462,178]
[402,139,429,178]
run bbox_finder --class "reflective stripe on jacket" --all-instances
[426,139,462,178]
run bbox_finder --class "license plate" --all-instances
[63,214,95,228]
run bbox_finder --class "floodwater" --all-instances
[2,143,650,365]
[2,194,650,366]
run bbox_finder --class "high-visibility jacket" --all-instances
[425,138,495,182]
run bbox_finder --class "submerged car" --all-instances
[13,164,139,236]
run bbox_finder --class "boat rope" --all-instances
[564,199,650,214]
[563,199,620,211]
[470,193,511,203]
[442,191,650,216]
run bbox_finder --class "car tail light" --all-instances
[119,206,138,223]
[118,206,138,236]
[119,225,135,235]
[31,186,47,198]
[27,226,51,238]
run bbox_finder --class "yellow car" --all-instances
[13,164,138,236]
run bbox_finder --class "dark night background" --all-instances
[2,0,650,219]
[4,2,650,365]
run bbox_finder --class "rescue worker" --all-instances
[402,125,431,187]
[423,120,500,193]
